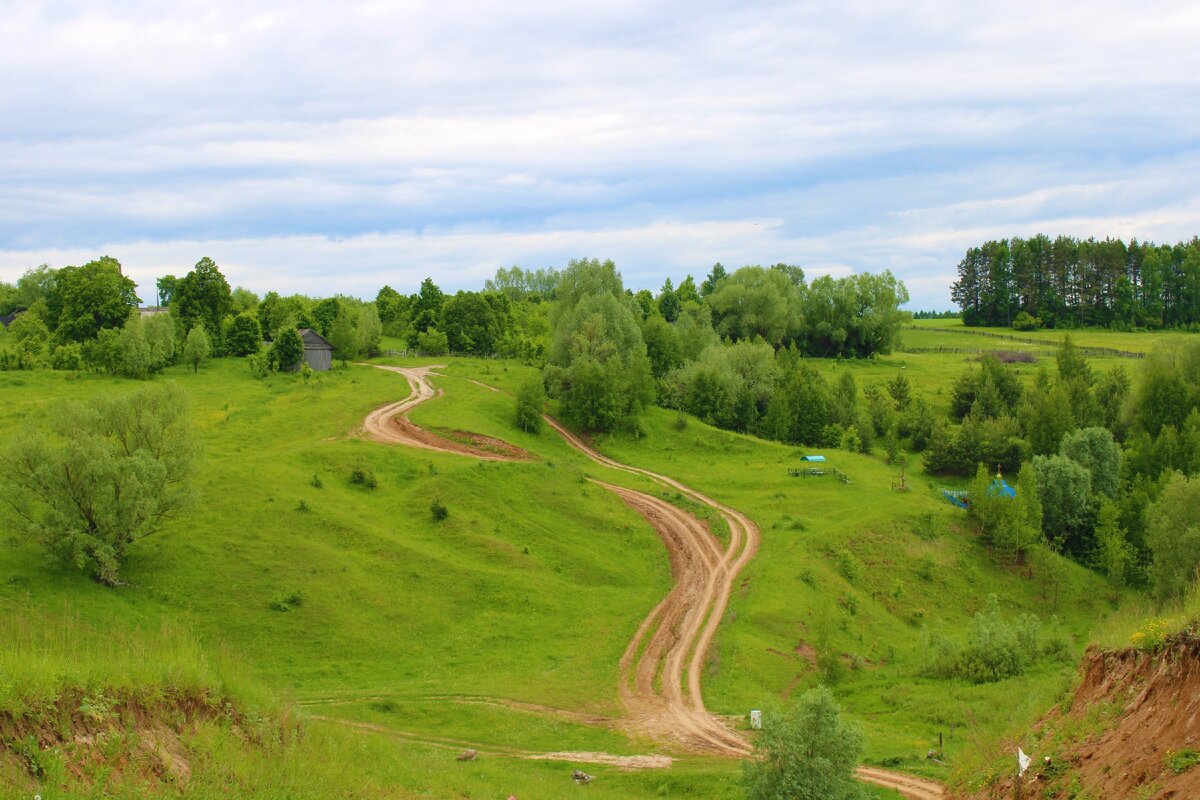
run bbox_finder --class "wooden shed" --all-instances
[298,328,333,372]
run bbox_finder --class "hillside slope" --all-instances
[957,625,1200,799]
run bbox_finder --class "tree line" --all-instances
[0,256,384,376]
[951,235,1200,330]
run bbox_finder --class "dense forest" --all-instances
[951,235,1200,329]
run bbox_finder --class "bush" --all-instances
[926,594,1044,683]
[839,425,862,452]
[349,465,377,489]
[269,591,304,612]
[833,548,861,582]
[247,352,270,378]
[416,327,449,356]
[1011,311,1042,331]
[51,342,83,371]
[430,497,448,521]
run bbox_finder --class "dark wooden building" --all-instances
[298,328,333,371]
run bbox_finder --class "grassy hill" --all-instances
[0,332,1129,797]
[421,357,1117,777]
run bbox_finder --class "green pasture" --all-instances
[905,317,1189,355]
[0,322,1153,797]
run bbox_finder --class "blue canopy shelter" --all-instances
[941,467,1016,509]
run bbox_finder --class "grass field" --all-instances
[0,323,1147,797]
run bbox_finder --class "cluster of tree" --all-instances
[911,333,1200,601]
[536,260,910,433]
[535,260,907,434]
[0,255,395,376]
[373,277,550,364]
[951,235,1200,329]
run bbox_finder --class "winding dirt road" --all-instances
[361,364,943,799]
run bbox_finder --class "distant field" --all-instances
[905,317,1193,355]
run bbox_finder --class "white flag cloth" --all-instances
[1018,748,1032,777]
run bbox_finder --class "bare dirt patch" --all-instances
[959,629,1200,800]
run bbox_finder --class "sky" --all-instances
[1,1,1198,309]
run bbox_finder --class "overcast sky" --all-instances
[2,1,1197,308]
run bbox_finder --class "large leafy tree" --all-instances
[156,275,178,307]
[1,384,198,585]
[173,257,233,341]
[707,265,802,346]
[272,327,304,371]
[14,264,57,309]
[47,257,140,342]
[1145,471,1200,600]
[1060,427,1121,498]
[440,291,500,355]
[1031,454,1094,556]
[312,297,342,337]
[544,259,653,432]
[225,312,263,357]
[408,278,445,343]
[328,306,358,361]
[743,686,865,800]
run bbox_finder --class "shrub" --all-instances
[247,352,269,378]
[269,591,304,612]
[416,327,449,356]
[1011,311,1042,331]
[833,548,861,582]
[349,465,377,489]
[430,497,449,521]
[839,425,862,453]
[51,342,84,371]
[1,384,198,585]
[926,594,1044,683]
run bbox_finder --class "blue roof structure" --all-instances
[987,477,1016,498]
[800,455,826,462]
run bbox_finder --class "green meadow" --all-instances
[0,323,1138,797]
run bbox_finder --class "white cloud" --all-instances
[1,0,1198,309]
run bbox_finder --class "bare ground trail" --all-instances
[359,364,943,798]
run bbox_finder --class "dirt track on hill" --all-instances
[360,365,943,798]
[361,365,530,460]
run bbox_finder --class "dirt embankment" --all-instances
[1,692,285,792]
[959,627,1200,800]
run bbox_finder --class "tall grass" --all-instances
[1089,579,1200,651]
[0,602,272,717]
